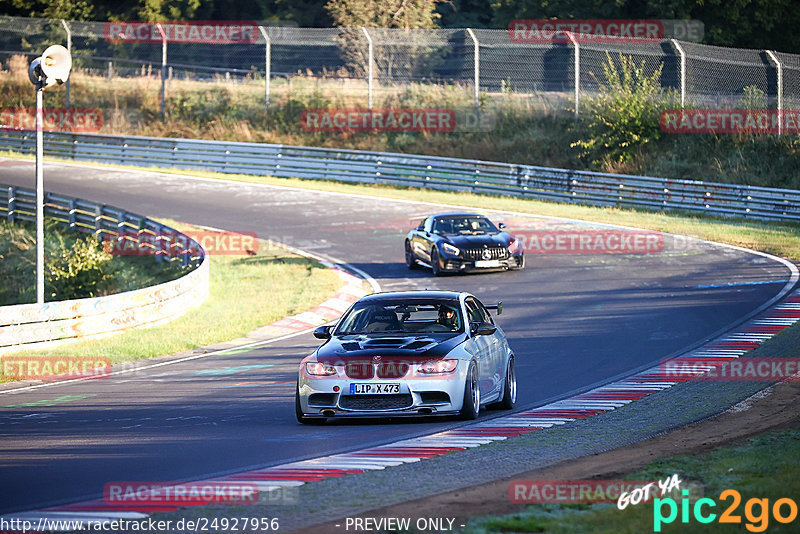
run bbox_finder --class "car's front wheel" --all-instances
[405,240,418,270]
[296,383,326,425]
[431,248,442,277]
[459,361,480,420]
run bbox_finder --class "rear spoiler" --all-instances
[485,301,503,315]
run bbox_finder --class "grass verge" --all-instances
[0,218,342,375]
[466,425,800,533]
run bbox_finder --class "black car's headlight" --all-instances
[508,237,521,254]
[442,243,460,256]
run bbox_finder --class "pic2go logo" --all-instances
[653,489,798,532]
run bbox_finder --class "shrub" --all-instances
[571,52,675,168]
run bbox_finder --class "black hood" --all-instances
[316,333,466,364]
[445,233,511,249]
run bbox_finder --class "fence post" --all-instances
[566,32,579,118]
[156,23,167,119]
[670,39,686,108]
[362,27,373,109]
[60,19,71,109]
[766,50,782,137]
[258,26,271,109]
[466,28,480,110]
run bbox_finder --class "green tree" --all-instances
[138,0,202,21]
[326,0,448,29]
[326,0,451,78]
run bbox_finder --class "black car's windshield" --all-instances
[335,299,463,335]
[433,216,498,236]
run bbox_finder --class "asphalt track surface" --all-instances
[0,159,794,515]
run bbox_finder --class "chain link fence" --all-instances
[1,15,799,122]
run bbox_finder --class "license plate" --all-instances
[350,383,400,394]
[475,259,501,268]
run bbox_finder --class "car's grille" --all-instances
[463,247,509,260]
[345,362,374,379]
[376,362,409,379]
[339,394,413,411]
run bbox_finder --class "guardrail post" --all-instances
[766,50,782,137]
[68,199,76,229]
[362,27,373,109]
[156,23,167,119]
[7,186,15,223]
[258,26,271,109]
[566,32,579,118]
[154,223,164,264]
[466,28,480,110]
[670,39,686,108]
[61,19,71,109]
[94,204,102,243]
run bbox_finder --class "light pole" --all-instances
[28,45,72,305]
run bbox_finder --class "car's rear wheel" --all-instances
[459,362,480,420]
[431,248,442,277]
[496,356,516,410]
[405,240,418,270]
[296,383,326,425]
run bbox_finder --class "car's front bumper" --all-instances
[297,373,467,418]
[439,254,523,273]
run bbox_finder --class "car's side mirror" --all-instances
[470,321,497,336]
[498,222,506,229]
[485,302,503,315]
[313,325,332,339]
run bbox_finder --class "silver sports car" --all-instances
[296,290,516,423]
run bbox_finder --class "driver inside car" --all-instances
[437,305,459,330]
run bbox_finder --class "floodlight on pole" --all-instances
[28,44,72,305]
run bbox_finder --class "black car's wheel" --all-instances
[511,254,525,270]
[405,240,418,270]
[459,361,480,420]
[430,248,442,277]
[296,383,326,425]
[496,356,516,410]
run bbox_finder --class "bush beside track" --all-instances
[0,218,187,305]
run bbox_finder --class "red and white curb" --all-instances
[6,287,798,529]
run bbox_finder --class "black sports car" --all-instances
[405,213,524,275]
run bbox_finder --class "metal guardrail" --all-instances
[0,130,799,222]
[0,184,209,352]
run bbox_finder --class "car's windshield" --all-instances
[335,299,463,334]
[433,216,498,236]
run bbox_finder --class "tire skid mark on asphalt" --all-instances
[9,289,799,527]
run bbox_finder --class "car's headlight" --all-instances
[418,359,458,374]
[508,237,521,254]
[305,362,337,376]
[442,243,460,256]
